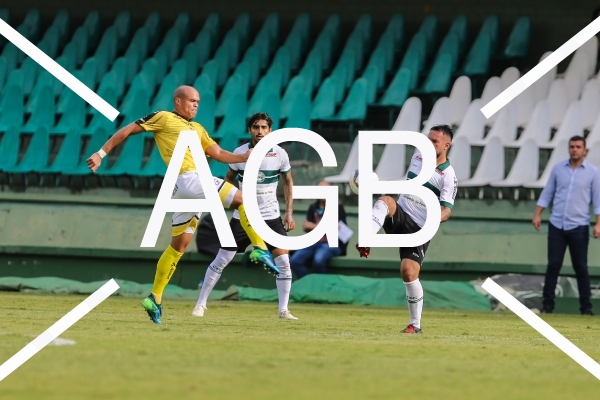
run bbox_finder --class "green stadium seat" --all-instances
[325,78,368,122]
[448,14,468,57]
[109,58,128,100]
[200,13,220,54]
[283,31,303,72]
[0,84,23,132]
[365,47,386,88]
[143,12,162,49]
[39,24,61,60]
[162,28,181,66]
[201,60,220,92]
[150,73,180,112]
[22,85,54,132]
[122,51,140,86]
[83,11,102,49]
[193,74,215,98]
[416,52,454,94]
[283,92,311,130]
[378,67,411,107]
[253,29,272,72]
[0,57,6,92]
[173,12,191,46]
[88,71,118,114]
[247,64,283,117]
[233,12,251,49]
[272,46,291,86]
[311,29,333,71]
[498,16,531,59]
[64,127,110,176]
[37,128,82,180]
[182,43,199,84]
[194,30,213,69]
[25,71,53,114]
[330,64,349,104]
[310,77,338,120]
[289,13,310,55]
[375,30,395,73]
[217,73,247,117]
[22,9,41,43]
[169,59,187,84]
[18,57,39,96]
[281,76,305,119]
[399,50,422,91]
[51,9,70,47]
[402,32,427,76]
[385,13,405,50]
[322,14,342,53]
[137,142,167,179]
[434,32,460,72]
[80,57,98,91]
[86,86,117,133]
[418,14,438,58]
[119,89,150,127]
[52,89,86,134]
[140,58,159,92]
[0,126,19,171]
[213,46,232,88]
[224,29,242,67]
[126,27,149,65]
[479,15,499,53]
[69,26,88,66]
[297,61,318,94]
[232,61,250,93]
[214,94,246,139]
[59,42,78,72]
[4,126,50,180]
[93,26,118,82]
[2,42,19,73]
[99,132,148,179]
[263,12,280,48]
[113,11,132,53]
[459,33,492,77]
[248,92,280,130]
[152,46,170,83]
[197,90,216,133]
[354,14,373,51]
[240,45,260,88]
[362,64,379,104]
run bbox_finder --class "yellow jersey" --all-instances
[135,111,217,175]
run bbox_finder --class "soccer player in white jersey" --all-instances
[192,112,299,320]
[356,124,458,334]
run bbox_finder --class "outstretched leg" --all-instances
[192,248,237,317]
[357,196,397,258]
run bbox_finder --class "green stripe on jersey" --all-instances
[407,171,441,197]
[440,201,453,209]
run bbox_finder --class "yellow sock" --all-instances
[151,245,183,304]
[237,204,267,250]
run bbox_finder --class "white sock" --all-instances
[404,279,424,329]
[275,254,292,312]
[372,200,389,234]
[196,249,236,307]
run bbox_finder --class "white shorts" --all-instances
[171,171,238,236]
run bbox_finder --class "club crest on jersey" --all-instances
[257,171,265,183]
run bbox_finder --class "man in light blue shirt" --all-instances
[533,136,600,315]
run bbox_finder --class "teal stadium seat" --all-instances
[0,84,23,132]
[143,12,162,49]
[86,86,118,133]
[22,85,55,132]
[22,9,41,43]
[173,12,191,46]
[479,15,499,53]
[51,9,70,48]
[217,74,247,117]
[498,16,531,60]
[63,127,110,177]
[247,64,283,117]
[0,57,6,92]
[310,77,338,120]
[4,126,50,183]
[385,13,405,51]
[284,92,311,130]
[418,15,438,58]
[70,26,89,67]
[193,74,214,98]
[361,64,380,104]
[52,89,86,134]
[0,127,19,172]
[182,43,200,83]
[194,30,213,70]
[25,71,53,114]
[196,90,216,133]
[214,94,246,140]
[247,92,280,130]
[280,76,305,120]
[200,13,221,54]
[378,68,411,107]
[37,128,82,185]
[459,33,492,77]
[417,52,454,94]
[83,10,102,48]
[448,14,468,57]
[233,12,251,49]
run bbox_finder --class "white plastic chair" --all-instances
[587,141,600,169]
[540,101,583,150]
[446,135,471,181]
[584,36,598,77]
[391,97,421,132]
[324,136,359,195]
[581,80,600,131]
[586,113,600,149]
[470,100,517,146]
[454,99,485,144]
[514,85,536,128]
[533,52,556,102]
[564,54,588,103]
[480,76,502,126]
[523,139,569,190]
[501,67,520,90]
[421,97,451,134]
[449,76,471,127]
[460,136,505,194]
[490,138,539,199]
[547,79,568,129]
[505,99,551,147]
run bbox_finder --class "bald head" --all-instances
[173,85,199,120]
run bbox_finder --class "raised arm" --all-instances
[86,122,145,172]
[205,144,251,164]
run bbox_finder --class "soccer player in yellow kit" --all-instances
[86,85,278,324]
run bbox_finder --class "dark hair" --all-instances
[430,124,454,141]
[569,135,586,147]
[247,112,273,129]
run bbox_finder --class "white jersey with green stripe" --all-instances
[397,153,458,228]
[229,142,291,220]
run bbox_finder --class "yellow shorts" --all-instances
[171,171,237,236]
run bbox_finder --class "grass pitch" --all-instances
[0,293,599,399]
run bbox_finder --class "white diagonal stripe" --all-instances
[481,16,600,119]
[0,18,119,121]
[0,279,120,381]
[481,278,600,380]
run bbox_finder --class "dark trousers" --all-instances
[543,223,592,313]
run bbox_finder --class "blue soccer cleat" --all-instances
[141,294,162,324]
[249,248,280,275]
